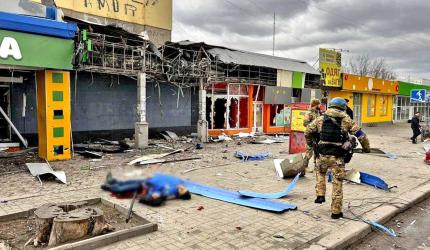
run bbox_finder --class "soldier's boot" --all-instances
[314,196,326,204]
[331,212,343,219]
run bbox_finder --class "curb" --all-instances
[305,181,430,250]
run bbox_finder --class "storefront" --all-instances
[329,74,398,126]
[0,11,76,160]
[394,81,430,122]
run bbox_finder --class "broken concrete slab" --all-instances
[274,154,304,178]
[25,163,67,184]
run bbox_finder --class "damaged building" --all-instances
[164,41,321,136]
[0,0,323,161]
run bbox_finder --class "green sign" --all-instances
[0,29,74,70]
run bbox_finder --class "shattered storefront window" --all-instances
[214,98,227,129]
[270,105,291,127]
[229,98,239,128]
[239,97,248,128]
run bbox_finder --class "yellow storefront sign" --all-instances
[319,48,342,87]
[31,0,172,30]
[291,110,307,132]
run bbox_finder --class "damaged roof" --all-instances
[171,41,320,75]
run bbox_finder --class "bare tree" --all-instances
[345,54,397,80]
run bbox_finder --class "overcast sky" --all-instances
[172,0,430,81]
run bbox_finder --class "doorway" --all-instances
[353,93,362,126]
[0,83,11,141]
[253,102,263,132]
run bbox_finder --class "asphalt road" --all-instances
[349,198,430,250]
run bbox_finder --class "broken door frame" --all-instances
[208,83,250,131]
[253,101,264,132]
[0,82,11,141]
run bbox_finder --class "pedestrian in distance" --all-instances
[344,99,354,120]
[305,97,371,219]
[410,112,421,144]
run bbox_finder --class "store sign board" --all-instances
[0,29,74,70]
[319,48,342,87]
[410,89,426,103]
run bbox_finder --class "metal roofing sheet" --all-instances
[208,47,320,75]
[0,11,77,39]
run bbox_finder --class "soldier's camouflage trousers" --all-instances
[315,155,346,214]
[302,145,313,168]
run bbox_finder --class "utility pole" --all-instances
[272,12,276,56]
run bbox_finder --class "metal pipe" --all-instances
[0,105,28,148]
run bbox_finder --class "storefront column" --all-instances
[135,72,148,148]
[197,78,208,142]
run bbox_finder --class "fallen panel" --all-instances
[183,180,296,213]
[128,150,182,165]
[251,139,283,144]
[359,172,389,191]
[75,150,103,159]
[26,163,67,184]
[345,169,361,184]
[238,173,300,199]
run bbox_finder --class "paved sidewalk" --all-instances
[0,123,429,249]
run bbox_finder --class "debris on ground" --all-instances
[211,135,233,142]
[274,153,305,178]
[160,131,180,141]
[345,169,390,191]
[181,163,231,174]
[238,173,300,199]
[183,177,297,212]
[26,162,67,184]
[197,206,204,211]
[75,150,103,159]
[354,148,397,159]
[139,157,201,166]
[251,139,283,144]
[235,226,242,230]
[128,150,183,165]
[233,132,255,138]
[0,147,37,158]
[235,151,271,161]
[345,169,361,183]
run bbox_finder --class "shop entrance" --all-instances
[253,102,263,132]
[0,83,11,141]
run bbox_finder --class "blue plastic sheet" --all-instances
[359,172,390,191]
[183,180,297,213]
[238,173,300,199]
[235,151,271,161]
[366,220,397,237]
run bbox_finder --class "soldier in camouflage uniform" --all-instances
[302,99,322,172]
[305,97,370,219]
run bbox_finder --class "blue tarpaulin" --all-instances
[359,172,390,191]
[238,173,300,199]
[183,180,297,213]
[235,151,271,161]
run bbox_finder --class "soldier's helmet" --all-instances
[328,97,347,110]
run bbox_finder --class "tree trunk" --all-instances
[33,204,64,247]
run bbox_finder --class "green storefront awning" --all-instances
[0,29,74,70]
[399,81,430,96]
